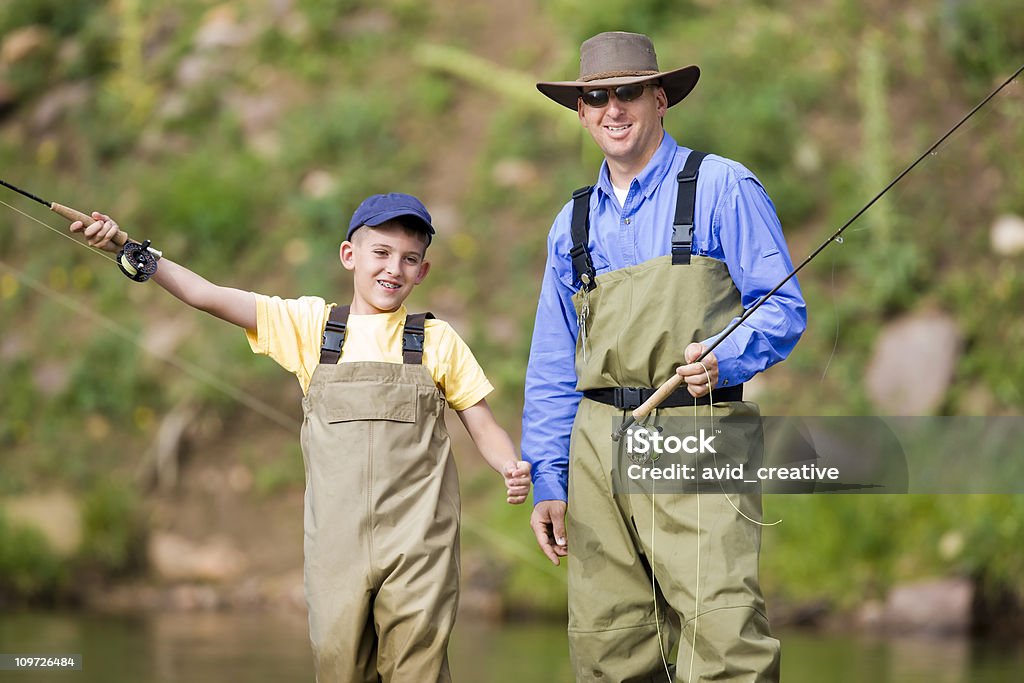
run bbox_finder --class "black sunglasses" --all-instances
[579,83,654,108]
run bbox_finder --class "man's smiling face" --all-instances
[577,82,668,177]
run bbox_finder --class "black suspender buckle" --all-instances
[401,312,433,364]
[671,223,694,265]
[672,152,707,266]
[402,330,425,353]
[569,244,598,291]
[677,168,699,183]
[322,320,346,352]
[569,185,598,291]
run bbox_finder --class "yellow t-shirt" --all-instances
[245,295,493,411]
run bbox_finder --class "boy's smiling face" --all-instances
[340,221,431,315]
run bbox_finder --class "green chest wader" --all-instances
[564,152,780,682]
[301,306,459,683]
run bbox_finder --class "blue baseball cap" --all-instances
[347,192,435,242]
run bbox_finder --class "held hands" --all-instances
[68,212,123,253]
[676,342,718,398]
[503,460,531,505]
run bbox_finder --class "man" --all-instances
[523,31,806,681]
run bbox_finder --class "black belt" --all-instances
[582,384,743,410]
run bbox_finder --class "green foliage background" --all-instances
[1,0,1023,615]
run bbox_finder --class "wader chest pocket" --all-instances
[324,382,418,423]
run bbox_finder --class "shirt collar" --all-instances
[348,304,408,322]
[596,131,678,203]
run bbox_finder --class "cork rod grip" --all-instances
[630,373,685,422]
[50,202,128,247]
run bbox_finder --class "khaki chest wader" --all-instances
[301,306,459,683]
[564,152,780,682]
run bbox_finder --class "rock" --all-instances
[141,315,196,360]
[1,26,52,65]
[865,311,962,414]
[427,202,461,235]
[148,532,247,582]
[338,9,396,37]
[458,586,505,620]
[2,491,82,557]
[262,569,306,611]
[990,214,1024,256]
[223,91,284,136]
[175,53,227,88]
[492,158,539,189]
[222,90,289,157]
[283,238,311,266]
[0,78,17,117]
[138,402,198,492]
[855,599,886,629]
[883,577,974,634]
[31,361,71,397]
[793,139,822,174]
[195,5,256,50]
[227,465,254,494]
[459,556,505,620]
[168,583,222,611]
[30,82,92,133]
[0,332,24,360]
[300,169,338,199]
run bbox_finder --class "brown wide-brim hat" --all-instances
[537,31,700,110]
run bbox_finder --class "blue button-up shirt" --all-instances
[522,132,807,504]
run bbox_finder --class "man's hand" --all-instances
[676,342,718,398]
[503,461,531,505]
[530,500,568,565]
[69,212,123,253]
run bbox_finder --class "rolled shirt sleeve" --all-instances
[703,176,807,387]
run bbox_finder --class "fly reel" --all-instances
[117,239,161,282]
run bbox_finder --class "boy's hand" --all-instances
[503,460,531,505]
[69,212,123,253]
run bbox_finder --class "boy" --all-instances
[70,192,530,683]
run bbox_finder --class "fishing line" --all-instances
[818,82,1008,383]
[0,198,119,265]
[613,61,1024,441]
[686,369,703,683]
[0,179,160,281]
[0,256,299,432]
[650,462,674,683]
[0,194,300,429]
[820,249,841,384]
[1,182,555,592]
[647,361,783,682]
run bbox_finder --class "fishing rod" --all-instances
[612,61,1024,442]
[0,178,162,281]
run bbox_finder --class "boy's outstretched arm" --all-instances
[70,212,256,330]
[456,398,531,504]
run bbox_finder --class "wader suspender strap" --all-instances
[402,312,434,365]
[319,305,351,365]
[672,150,707,265]
[569,185,597,291]
[318,307,433,365]
[568,150,708,284]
